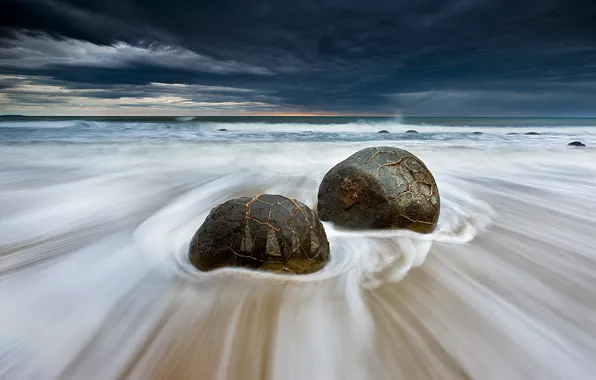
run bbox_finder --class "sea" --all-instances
[1,116,595,379]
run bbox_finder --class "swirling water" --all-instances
[1,117,596,379]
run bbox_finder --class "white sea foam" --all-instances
[1,123,596,379]
[0,120,81,129]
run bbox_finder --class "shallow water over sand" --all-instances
[1,121,596,379]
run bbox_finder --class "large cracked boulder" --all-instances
[189,194,330,274]
[317,147,440,233]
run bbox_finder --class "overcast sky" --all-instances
[1,0,596,116]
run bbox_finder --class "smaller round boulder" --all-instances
[217,128,228,131]
[568,141,586,147]
[507,132,519,135]
[405,130,419,134]
[472,131,483,135]
[377,130,390,134]
[189,194,330,274]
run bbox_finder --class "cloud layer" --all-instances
[2,0,596,115]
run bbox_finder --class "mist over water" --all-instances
[1,118,596,379]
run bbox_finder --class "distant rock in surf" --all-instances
[189,194,330,275]
[525,132,540,135]
[217,128,228,131]
[507,132,519,135]
[317,147,440,234]
[568,141,586,147]
[472,131,483,135]
[405,130,419,134]
[377,130,390,134]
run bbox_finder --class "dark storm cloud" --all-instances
[2,0,596,115]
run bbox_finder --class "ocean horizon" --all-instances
[4,114,596,124]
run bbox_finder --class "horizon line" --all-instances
[3,114,596,118]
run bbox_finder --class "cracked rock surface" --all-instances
[189,194,330,274]
[317,146,440,233]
